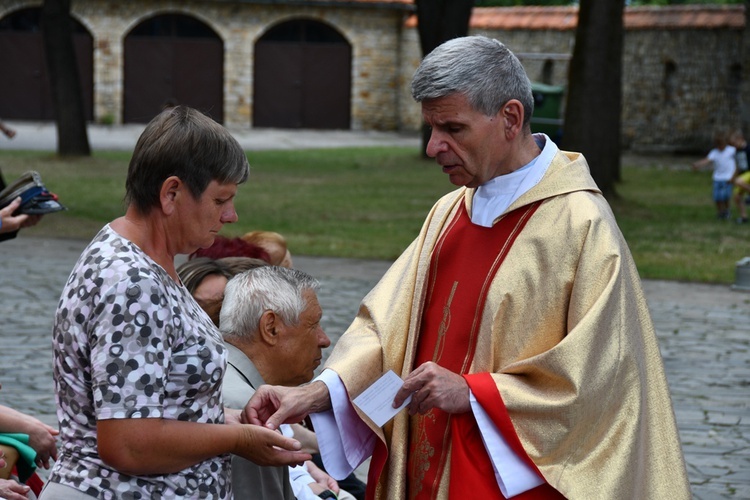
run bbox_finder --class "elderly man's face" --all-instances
[422,93,510,188]
[274,289,331,386]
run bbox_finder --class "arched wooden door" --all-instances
[254,19,351,129]
[0,7,93,121]
[124,14,223,124]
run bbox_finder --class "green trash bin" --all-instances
[530,82,564,143]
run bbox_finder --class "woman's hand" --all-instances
[26,419,59,469]
[224,408,242,425]
[233,424,311,467]
[0,478,30,500]
[0,405,58,469]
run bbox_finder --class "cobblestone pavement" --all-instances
[1,236,749,498]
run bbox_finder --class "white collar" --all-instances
[471,134,558,227]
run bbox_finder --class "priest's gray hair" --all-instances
[411,35,534,126]
[220,266,319,341]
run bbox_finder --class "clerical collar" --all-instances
[471,133,558,227]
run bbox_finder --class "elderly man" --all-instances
[221,266,348,500]
[247,36,690,499]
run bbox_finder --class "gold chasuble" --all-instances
[406,201,561,499]
[324,149,691,500]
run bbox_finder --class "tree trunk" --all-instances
[561,0,624,198]
[415,0,474,56]
[742,1,750,134]
[42,0,90,156]
[415,0,474,157]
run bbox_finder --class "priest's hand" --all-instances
[244,381,331,431]
[395,362,471,415]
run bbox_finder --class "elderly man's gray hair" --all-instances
[411,35,534,126]
[219,266,320,341]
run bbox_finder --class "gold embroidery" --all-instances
[410,410,436,496]
[410,282,458,497]
[432,281,458,363]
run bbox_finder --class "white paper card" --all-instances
[352,370,412,427]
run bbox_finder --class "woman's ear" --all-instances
[160,176,182,215]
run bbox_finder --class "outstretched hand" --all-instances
[234,424,311,467]
[305,459,340,495]
[244,382,330,431]
[394,361,471,415]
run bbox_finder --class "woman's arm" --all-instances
[97,418,310,475]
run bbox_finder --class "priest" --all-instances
[246,35,691,500]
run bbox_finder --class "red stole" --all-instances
[406,200,541,499]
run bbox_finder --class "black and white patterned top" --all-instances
[48,224,231,499]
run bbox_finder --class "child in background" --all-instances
[730,129,750,224]
[692,129,737,220]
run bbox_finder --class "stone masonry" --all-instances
[0,1,745,151]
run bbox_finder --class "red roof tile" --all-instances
[405,5,744,31]
[471,6,578,31]
[625,5,743,30]
[282,0,413,7]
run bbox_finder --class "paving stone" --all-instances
[1,239,748,496]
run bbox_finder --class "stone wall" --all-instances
[399,24,745,152]
[398,27,577,133]
[622,28,744,152]
[0,0,411,130]
[0,1,745,151]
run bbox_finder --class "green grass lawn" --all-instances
[611,161,748,283]
[1,148,746,283]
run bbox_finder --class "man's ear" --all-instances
[501,99,524,140]
[160,176,182,216]
[258,310,281,346]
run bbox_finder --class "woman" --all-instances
[176,257,268,327]
[242,230,294,267]
[41,106,309,499]
[177,257,233,316]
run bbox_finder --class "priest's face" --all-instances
[422,93,510,188]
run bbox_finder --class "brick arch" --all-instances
[0,5,94,121]
[253,17,351,129]
[123,12,224,124]
[121,7,229,45]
